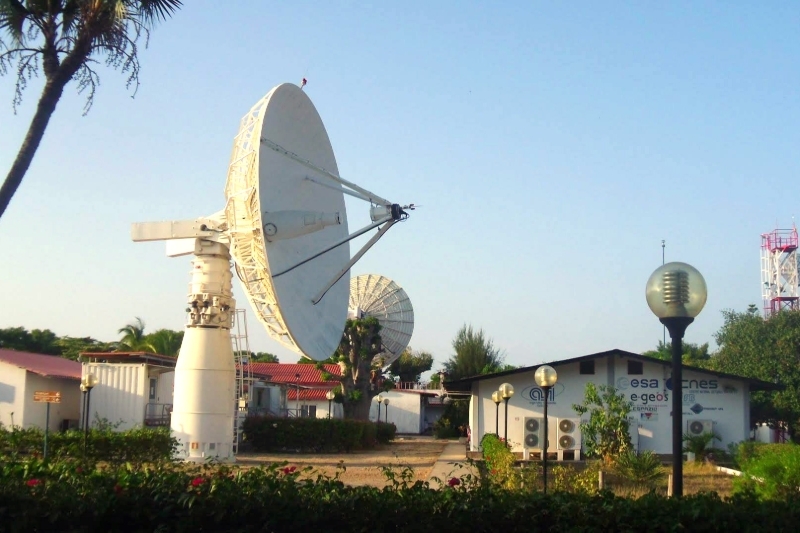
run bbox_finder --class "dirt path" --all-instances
[235,437,449,487]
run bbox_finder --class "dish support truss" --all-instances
[224,97,299,353]
[761,227,799,317]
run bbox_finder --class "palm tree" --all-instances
[144,328,183,356]
[117,316,147,351]
[0,0,182,219]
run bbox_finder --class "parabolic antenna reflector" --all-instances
[225,84,349,361]
[349,274,414,366]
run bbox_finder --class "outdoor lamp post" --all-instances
[81,373,98,455]
[376,394,384,421]
[326,389,335,418]
[534,365,558,494]
[492,390,502,435]
[383,397,390,423]
[646,261,707,498]
[499,383,514,442]
[294,373,301,417]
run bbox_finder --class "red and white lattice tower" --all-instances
[761,226,799,317]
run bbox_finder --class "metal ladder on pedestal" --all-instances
[231,308,253,455]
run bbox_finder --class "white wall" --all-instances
[0,362,26,428]
[22,373,81,431]
[0,363,81,431]
[368,391,422,433]
[84,363,147,430]
[469,353,752,455]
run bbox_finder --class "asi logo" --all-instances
[521,383,565,404]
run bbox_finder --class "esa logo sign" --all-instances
[616,378,659,390]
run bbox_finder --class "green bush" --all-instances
[2,457,800,532]
[0,425,177,462]
[242,416,389,452]
[613,451,665,489]
[734,443,800,500]
[375,421,397,444]
[683,431,720,461]
[551,460,603,495]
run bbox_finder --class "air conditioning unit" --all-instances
[557,418,581,451]
[686,419,714,447]
[522,417,544,450]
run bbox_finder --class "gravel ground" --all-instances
[235,437,449,487]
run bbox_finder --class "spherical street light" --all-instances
[326,389,335,418]
[383,397,390,423]
[499,383,514,443]
[646,261,707,498]
[81,373,98,456]
[534,365,558,494]
[491,390,502,435]
[376,394,384,421]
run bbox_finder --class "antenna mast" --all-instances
[761,225,799,317]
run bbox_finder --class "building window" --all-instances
[579,360,595,375]
[628,360,643,375]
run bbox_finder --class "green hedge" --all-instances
[243,416,396,452]
[1,458,800,532]
[0,426,177,463]
[734,443,800,500]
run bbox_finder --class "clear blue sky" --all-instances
[1,2,798,373]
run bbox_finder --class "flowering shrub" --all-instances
[0,457,799,531]
[481,433,518,490]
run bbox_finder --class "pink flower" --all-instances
[282,466,297,475]
[190,477,205,487]
[448,477,461,487]
[26,479,41,487]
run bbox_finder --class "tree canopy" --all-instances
[388,347,433,383]
[642,340,712,367]
[442,324,506,381]
[0,0,182,219]
[0,326,115,360]
[712,307,800,442]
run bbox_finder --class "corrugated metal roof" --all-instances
[80,351,177,367]
[0,349,82,380]
[247,363,341,385]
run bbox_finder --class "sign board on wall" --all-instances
[33,391,61,403]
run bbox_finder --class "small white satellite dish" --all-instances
[130,82,414,461]
[349,274,414,366]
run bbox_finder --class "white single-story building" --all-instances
[0,349,82,431]
[80,352,177,430]
[368,389,442,433]
[444,349,779,459]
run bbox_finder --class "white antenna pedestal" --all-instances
[171,240,236,462]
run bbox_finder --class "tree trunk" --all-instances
[0,77,69,219]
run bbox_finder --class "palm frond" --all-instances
[133,0,181,25]
[0,0,31,44]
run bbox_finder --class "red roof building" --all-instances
[0,349,83,431]
[246,362,341,385]
[0,349,81,380]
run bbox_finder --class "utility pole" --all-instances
[662,240,666,347]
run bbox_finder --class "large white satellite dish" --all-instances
[130,82,414,461]
[349,274,414,366]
